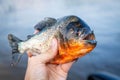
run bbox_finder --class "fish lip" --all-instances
[78,30,95,40]
[82,31,97,46]
[85,40,97,44]
[85,40,97,45]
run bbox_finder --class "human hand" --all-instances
[25,37,74,80]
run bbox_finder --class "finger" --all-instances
[30,38,58,63]
[33,29,40,34]
[27,29,40,57]
[40,38,58,63]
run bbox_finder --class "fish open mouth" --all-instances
[82,31,97,46]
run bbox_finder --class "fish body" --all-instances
[8,15,97,64]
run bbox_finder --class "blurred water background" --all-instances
[0,0,120,80]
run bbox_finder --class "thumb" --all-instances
[31,38,58,63]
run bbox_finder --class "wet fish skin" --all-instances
[8,15,97,64]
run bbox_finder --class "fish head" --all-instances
[58,16,97,56]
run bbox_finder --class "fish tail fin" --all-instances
[8,34,22,53]
[8,34,23,66]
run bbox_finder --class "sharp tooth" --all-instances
[82,30,94,40]
[86,40,97,44]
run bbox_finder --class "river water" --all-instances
[0,0,120,80]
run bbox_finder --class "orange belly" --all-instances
[50,39,95,64]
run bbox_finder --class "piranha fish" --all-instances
[8,15,97,65]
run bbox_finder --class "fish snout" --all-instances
[78,30,97,46]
